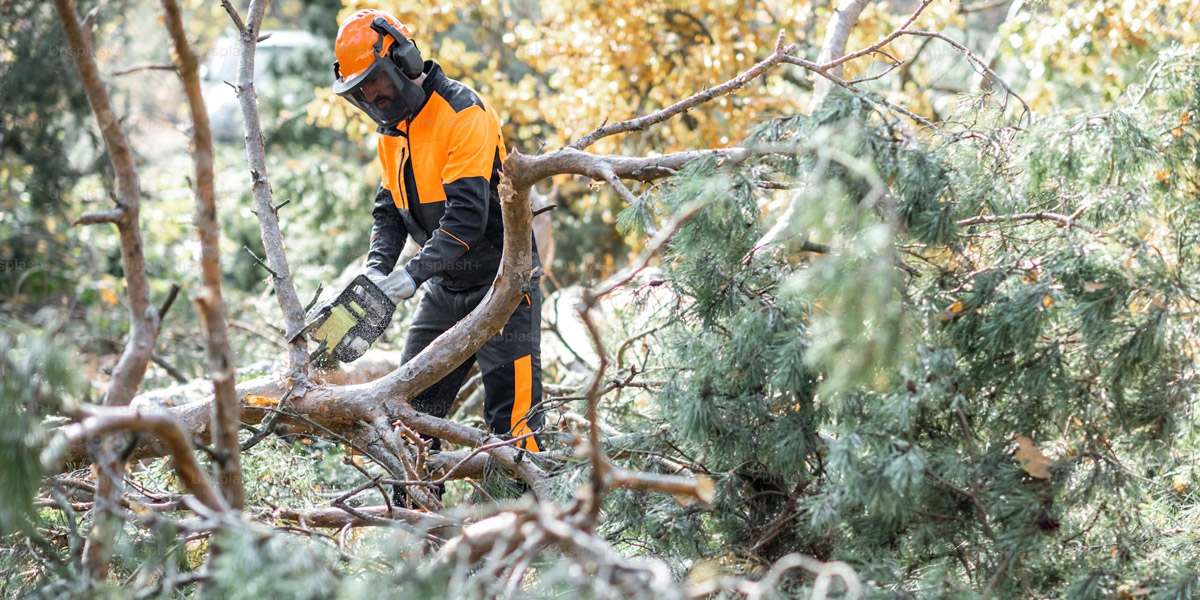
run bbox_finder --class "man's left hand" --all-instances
[366,268,416,303]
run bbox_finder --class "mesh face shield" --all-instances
[333,57,425,129]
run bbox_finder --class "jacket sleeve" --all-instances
[402,105,495,286]
[365,185,409,274]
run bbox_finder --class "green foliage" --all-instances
[203,527,339,600]
[0,317,77,535]
[594,51,1200,598]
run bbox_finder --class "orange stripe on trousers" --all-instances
[511,354,539,452]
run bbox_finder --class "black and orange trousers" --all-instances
[401,278,543,452]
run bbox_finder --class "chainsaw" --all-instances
[290,275,396,364]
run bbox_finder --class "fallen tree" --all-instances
[23,0,1040,596]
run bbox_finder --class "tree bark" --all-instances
[57,407,228,513]
[228,0,311,379]
[52,0,165,579]
[161,0,244,510]
[812,0,873,110]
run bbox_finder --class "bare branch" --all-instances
[812,0,873,110]
[229,0,311,378]
[219,0,246,37]
[569,31,796,151]
[607,467,714,505]
[53,0,164,577]
[51,406,228,513]
[575,296,609,529]
[113,64,176,77]
[268,505,455,530]
[72,208,126,226]
[900,30,1031,122]
[819,0,934,74]
[162,0,244,509]
[957,210,1101,235]
[52,0,156,407]
[593,199,707,299]
[509,147,744,189]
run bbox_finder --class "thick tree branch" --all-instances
[53,0,164,578]
[50,406,227,513]
[162,0,244,509]
[509,147,744,189]
[812,0,873,110]
[229,0,311,378]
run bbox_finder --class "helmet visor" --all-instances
[333,58,418,128]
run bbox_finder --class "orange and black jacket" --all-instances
[366,61,538,290]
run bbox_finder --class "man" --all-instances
[330,10,544,468]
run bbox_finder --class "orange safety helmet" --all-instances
[334,9,415,80]
[332,9,426,129]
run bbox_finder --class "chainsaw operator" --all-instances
[329,9,543,457]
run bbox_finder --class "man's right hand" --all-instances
[366,268,416,304]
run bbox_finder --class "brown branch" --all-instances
[269,505,455,530]
[569,31,795,151]
[819,0,934,74]
[52,406,228,513]
[53,0,163,578]
[510,147,745,188]
[607,468,714,506]
[899,30,1031,122]
[570,199,709,527]
[229,0,311,378]
[218,0,246,36]
[594,199,707,299]
[113,64,176,77]
[53,1,156,408]
[956,210,1100,235]
[162,0,244,510]
[575,296,609,530]
[73,208,125,226]
[151,353,189,384]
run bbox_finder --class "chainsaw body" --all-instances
[298,275,396,363]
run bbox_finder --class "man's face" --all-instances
[360,72,397,111]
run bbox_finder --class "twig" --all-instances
[900,30,1031,123]
[157,283,181,320]
[575,295,610,530]
[820,0,934,73]
[569,31,796,150]
[151,353,189,384]
[242,245,279,277]
[956,210,1100,235]
[218,0,246,36]
[114,64,176,77]
[240,386,293,451]
[427,431,541,484]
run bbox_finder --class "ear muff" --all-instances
[370,17,423,79]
